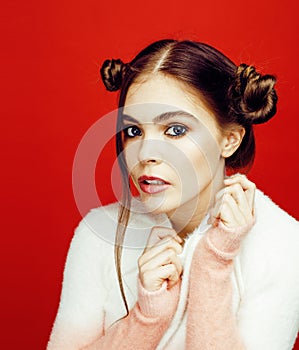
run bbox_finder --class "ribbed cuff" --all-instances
[206,217,256,260]
[137,277,180,319]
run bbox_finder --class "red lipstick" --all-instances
[138,176,170,194]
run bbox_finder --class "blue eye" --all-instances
[165,125,187,137]
[124,125,142,138]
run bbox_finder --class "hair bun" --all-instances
[229,63,278,124]
[100,58,126,92]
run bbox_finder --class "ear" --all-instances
[220,125,245,158]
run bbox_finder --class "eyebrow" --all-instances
[121,110,200,124]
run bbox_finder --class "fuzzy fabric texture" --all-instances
[47,189,299,350]
[186,219,256,350]
[79,280,181,350]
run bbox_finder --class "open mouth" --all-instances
[142,179,165,185]
[138,176,170,194]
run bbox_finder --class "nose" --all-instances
[138,139,162,165]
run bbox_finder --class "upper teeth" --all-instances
[144,179,164,185]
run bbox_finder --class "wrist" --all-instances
[137,277,180,319]
[206,217,255,260]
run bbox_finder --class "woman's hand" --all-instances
[138,227,183,292]
[209,174,256,229]
[186,173,255,350]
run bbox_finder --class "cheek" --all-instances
[123,141,138,174]
[187,129,222,175]
[175,148,210,194]
[192,146,221,177]
[173,136,222,192]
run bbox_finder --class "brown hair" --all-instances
[100,39,278,316]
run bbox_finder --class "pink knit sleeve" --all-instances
[186,219,255,350]
[82,277,181,350]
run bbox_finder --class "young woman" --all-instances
[47,40,299,349]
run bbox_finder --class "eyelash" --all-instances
[165,124,188,137]
[123,124,188,139]
[123,125,142,138]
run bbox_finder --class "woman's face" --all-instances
[122,74,227,218]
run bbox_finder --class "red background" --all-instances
[2,0,299,348]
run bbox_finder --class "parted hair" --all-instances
[100,39,278,318]
[101,40,277,170]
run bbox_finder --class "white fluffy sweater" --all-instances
[47,189,299,349]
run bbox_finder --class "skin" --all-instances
[122,73,255,291]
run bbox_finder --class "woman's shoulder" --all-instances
[252,189,298,244]
[240,188,299,283]
[254,188,298,229]
[68,201,119,255]
[236,189,299,350]
[246,187,298,247]
[72,198,171,250]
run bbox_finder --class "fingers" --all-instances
[215,183,251,218]
[209,174,256,228]
[210,192,247,227]
[142,264,180,291]
[160,264,181,289]
[144,226,182,253]
[140,248,183,279]
[140,250,182,290]
[139,226,183,291]
[141,235,183,266]
[224,174,256,214]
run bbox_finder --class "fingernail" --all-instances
[176,235,183,243]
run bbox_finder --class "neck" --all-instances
[167,163,225,240]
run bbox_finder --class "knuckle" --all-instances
[168,245,178,256]
[171,240,182,252]
[223,192,230,199]
[166,252,176,263]
[168,263,176,273]
[172,270,179,281]
[166,247,175,256]
[234,173,246,178]
[232,183,242,191]
[150,226,163,235]
[154,226,176,237]
[215,189,223,199]
[162,235,174,244]
[220,201,229,210]
[221,193,230,203]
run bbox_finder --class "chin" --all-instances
[138,194,178,215]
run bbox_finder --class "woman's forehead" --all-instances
[123,74,216,124]
[123,103,195,122]
[125,75,196,109]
